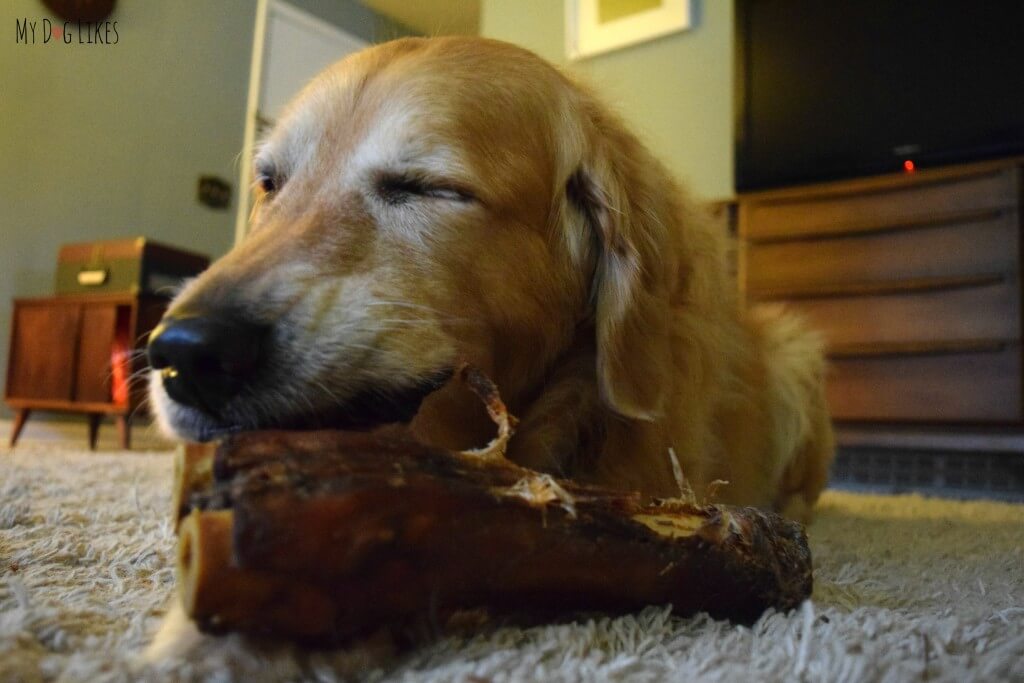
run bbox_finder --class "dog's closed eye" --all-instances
[375,172,475,205]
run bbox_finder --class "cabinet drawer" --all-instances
[784,278,1020,347]
[747,210,1019,295]
[744,167,1018,242]
[827,346,1021,422]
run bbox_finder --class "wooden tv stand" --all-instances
[5,292,168,449]
[737,158,1024,449]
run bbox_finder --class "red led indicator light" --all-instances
[903,160,916,173]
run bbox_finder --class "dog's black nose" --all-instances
[147,314,269,414]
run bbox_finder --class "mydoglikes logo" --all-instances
[15,18,119,44]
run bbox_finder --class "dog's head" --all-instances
[149,37,677,442]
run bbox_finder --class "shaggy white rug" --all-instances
[2,436,1023,682]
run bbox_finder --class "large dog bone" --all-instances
[174,367,813,643]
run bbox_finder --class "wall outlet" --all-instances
[198,175,231,209]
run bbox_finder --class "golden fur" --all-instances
[151,37,834,520]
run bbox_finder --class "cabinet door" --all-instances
[6,302,81,401]
[75,304,118,404]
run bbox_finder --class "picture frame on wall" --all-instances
[566,0,692,60]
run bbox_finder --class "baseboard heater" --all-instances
[830,446,1024,502]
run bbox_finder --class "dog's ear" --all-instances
[567,132,674,421]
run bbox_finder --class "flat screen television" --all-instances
[734,1,1024,192]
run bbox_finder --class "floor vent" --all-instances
[831,446,1024,502]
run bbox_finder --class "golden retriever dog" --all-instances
[147,37,833,521]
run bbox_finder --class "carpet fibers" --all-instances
[1,440,1023,682]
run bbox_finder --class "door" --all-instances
[259,2,368,124]
[6,301,81,402]
[74,304,118,404]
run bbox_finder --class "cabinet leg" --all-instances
[116,415,131,450]
[9,409,31,447]
[88,414,102,450]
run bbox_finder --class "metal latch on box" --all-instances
[77,269,109,286]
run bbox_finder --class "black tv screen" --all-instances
[734,1,1024,192]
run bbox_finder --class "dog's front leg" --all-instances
[505,350,605,478]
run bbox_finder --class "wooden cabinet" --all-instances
[738,158,1024,424]
[5,293,168,448]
